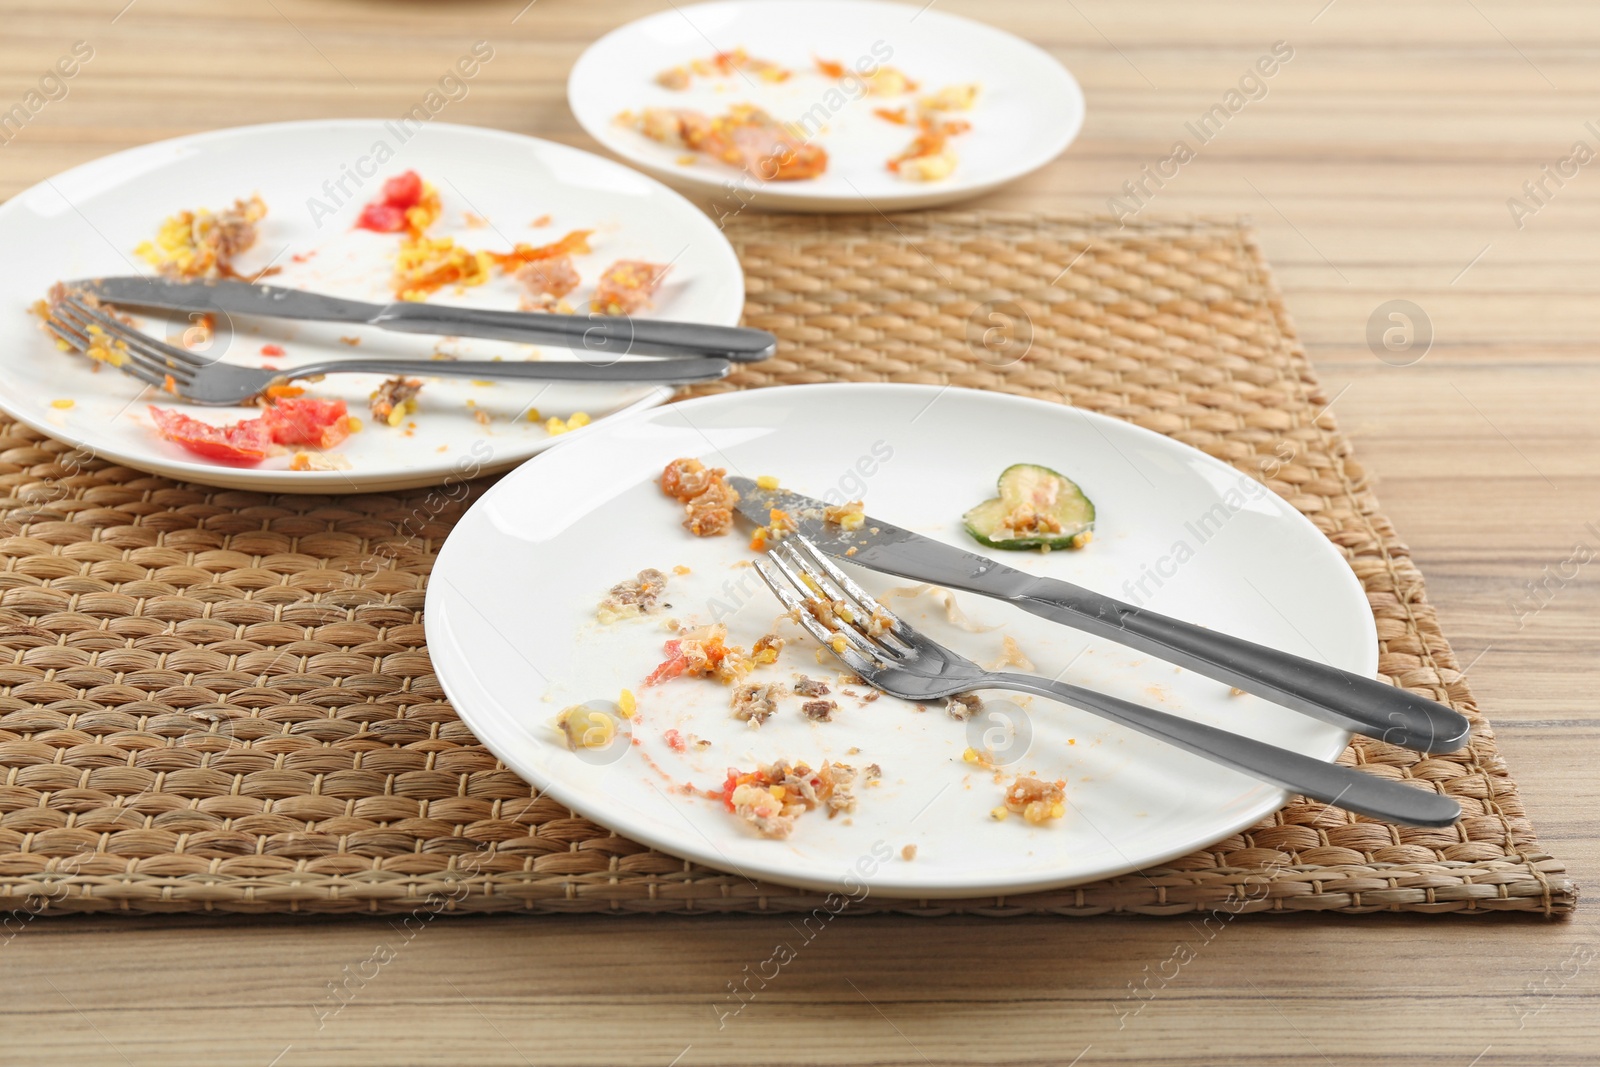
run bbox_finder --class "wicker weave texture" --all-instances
[0,213,1574,916]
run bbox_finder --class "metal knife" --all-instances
[730,478,1471,754]
[73,276,777,362]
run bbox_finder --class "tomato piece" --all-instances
[721,769,741,812]
[644,639,688,686]
[356,201,407,233]
[260,343,286,357]
[260,397,351,449]
[381,170,423,208]
[663,729,686,753]
[148,406,272,464]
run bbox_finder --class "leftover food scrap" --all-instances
[553,704,619,751]
[355,170,441,236]
[730,681,784,726]
[646,623,753,686]
[597,568,670,624]
[148,396,355,466]
[656,48,792,90]
[620,105,829,181]
[721,759,858,839]
[994,774,1067,825]
[369,376,423,428]
[962,463,1095,550]
[661,456,740,536]
[592,259,671,315]
[135,195,267,279]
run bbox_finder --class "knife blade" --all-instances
[729,477,1471,754]
[71,276,777,361]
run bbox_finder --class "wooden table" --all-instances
[2,1,1594,1063]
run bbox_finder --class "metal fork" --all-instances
[43,294,731,405]
[755,536,1461,828]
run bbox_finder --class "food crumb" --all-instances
[546,411,591,435]
[339,335,361,346]
[50,398,74,409]
[1002,775,1067,824]
[947,693,983,720]
[1229,687,1246,697]
[901,844,917,861]
[801,699,837,722]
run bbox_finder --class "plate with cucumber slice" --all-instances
[428,382,1375,896]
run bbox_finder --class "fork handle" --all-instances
[285,356,732,385]
[988,672,1461,827]
[1006,581,1470,754]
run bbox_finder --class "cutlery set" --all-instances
[51,276,777,404]
[733,478,1470,828]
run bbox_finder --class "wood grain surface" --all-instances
[0,1,1594,1064]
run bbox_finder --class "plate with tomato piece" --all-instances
[0,119,746,492]
[569,0,1085,212]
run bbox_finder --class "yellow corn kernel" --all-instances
[525,408,542,422]
[50,399,75,409]
[768,785,786,802]
[553,705,616,750]
[617,688,637,715]
[962,747,981,764]
[756,475,780,490]
[545,416,568,435]
[345,416,363,433]
[829,634,848,653]
[568,411,590,428]
[990,806,1009,821]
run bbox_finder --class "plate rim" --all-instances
[425,382,1374,897]
[0,117,744,493]
[567,0,1087,212]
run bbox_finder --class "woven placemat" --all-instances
[0,213,1574,917]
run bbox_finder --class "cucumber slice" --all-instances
[962,463,1095,550]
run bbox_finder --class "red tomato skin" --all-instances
[356,202,407,233]
[262,397,351,448]
[148,406,272,464]
[382,170,423,208]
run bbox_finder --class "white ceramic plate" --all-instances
[0,119,745,493]
[569,0,1085,212]
[426,384,1375,898]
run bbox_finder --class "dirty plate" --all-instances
[570,0,1084,212]
[426,384,1373,897]
[0,119,745,492]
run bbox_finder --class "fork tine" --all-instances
[64,295,209,370]
[44,318,168,390]
[769,541,916,659]
[762,547,899,666]
[752,558,879,676]
[782,536,916,644]
[54,301,196,388]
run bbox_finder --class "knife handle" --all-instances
[371,302,776,362]
[1010,582,1472,754]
